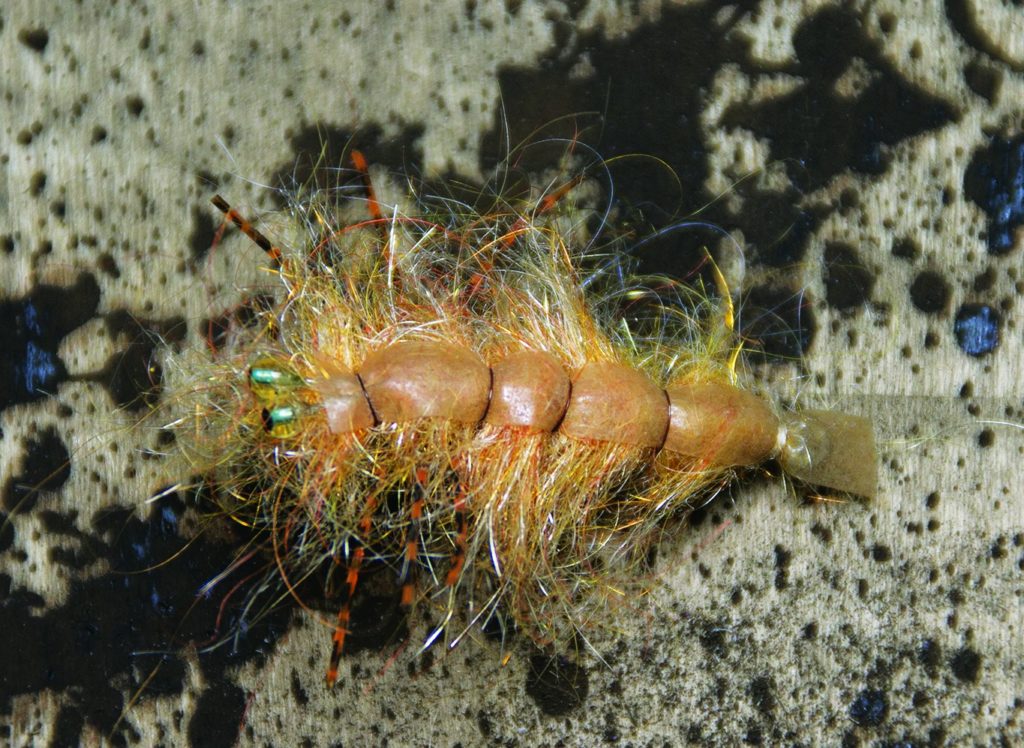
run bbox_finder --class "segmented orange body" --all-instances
[190,152,875,685]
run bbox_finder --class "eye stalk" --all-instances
[261,405,300,438]
[249,358,305,402]
[249,358,307,439]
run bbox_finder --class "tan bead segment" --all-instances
[559,361,669,447]
[358,341,491,425]
[663,381,779,468]
[311,371,375,434]
[485,350,571,431]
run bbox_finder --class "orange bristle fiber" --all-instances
[167,147,877,682]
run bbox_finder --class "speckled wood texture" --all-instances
[1,1,1022,746]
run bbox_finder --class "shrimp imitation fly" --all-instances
[172,147,878,686]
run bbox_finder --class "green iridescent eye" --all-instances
[260,405,300,439]
[248,358,304,402]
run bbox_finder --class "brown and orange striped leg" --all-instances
[350,149,395,273]
[536,172,585,216]
[349,149,383,222]
[210,195,283,265]
[326,495,378,687]
[445,484,469,588]
[498,173,585,248]
[466,173,587,298]
[399,470,429,610]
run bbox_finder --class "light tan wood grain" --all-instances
[2,1,1021,744]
